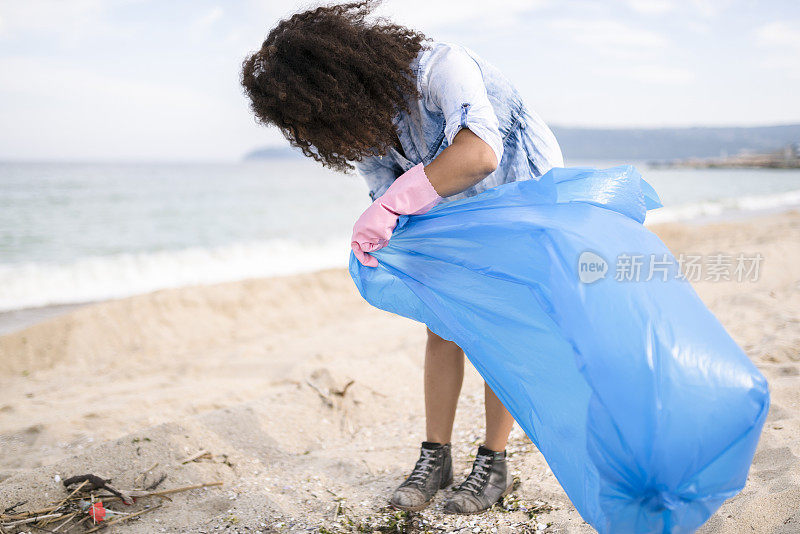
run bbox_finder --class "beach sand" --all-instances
[1,211,798,533]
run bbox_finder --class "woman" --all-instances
[241,1,563,514]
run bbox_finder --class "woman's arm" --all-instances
[421,43,504,197]
[424,128,499,198]
[350,131,496,267]
[351,133,496,266]
[351,43,504,266]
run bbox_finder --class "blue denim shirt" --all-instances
[354,41,564,202]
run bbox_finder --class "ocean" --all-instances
[1,159,799,321]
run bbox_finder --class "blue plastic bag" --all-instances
[349,166,769,533]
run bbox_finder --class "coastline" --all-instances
[1,210,798,532]
[2,199,800,337]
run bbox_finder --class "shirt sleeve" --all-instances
[422,44,504,165]
[353,155,400,201]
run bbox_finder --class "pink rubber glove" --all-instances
[352,163,442,267]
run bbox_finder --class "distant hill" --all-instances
[551,124,800,161]
[243,146,305,161]
[244,124,800,162]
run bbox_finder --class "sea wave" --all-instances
[3,188,800,313]
[645,188,800,224]
[0,238,351,312]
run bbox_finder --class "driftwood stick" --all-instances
[134,461,160,487]
[333,379,355,397]
[39,480,87,525]
[1,512,27,521]
[2,501,26,515]
[89,481,223,503]
[1,508,53,521]
[23,523,60,533]
[51,512,77,532]
[63,515,89,533]
[178,450,211,464]
[83,504,163,533]
[145,473,168,491]
[147,481,223,497]
[306,379,334,407]
[1,513,64,527]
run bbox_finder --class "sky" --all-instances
[0,0,798,162]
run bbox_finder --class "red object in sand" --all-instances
[89,501,106,522]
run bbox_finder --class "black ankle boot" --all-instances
[389,442,453,511]
[443,445,513,514]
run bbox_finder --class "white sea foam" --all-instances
[645,188,800,225]
[0,238,351,312]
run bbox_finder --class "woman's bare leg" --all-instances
[484,383,515,451]
[424,327,465,444]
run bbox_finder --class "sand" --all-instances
[1,210,798,533]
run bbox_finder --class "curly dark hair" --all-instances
[241,1,428,172]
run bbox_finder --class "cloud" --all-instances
[548,18,667,49]
[373,0,550,30]
[0,55,263,160]
[193,6,224,31]
[604,64,695,85]
[688,0,735,18]
[0,0,110,42]
[683,19,712,34]
[755,20,800,49]
[753,20,800,79]
[625,0,675,15]
[0,0,797,159]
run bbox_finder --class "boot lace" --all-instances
[456,454,493,494]
[405,448,439,486]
